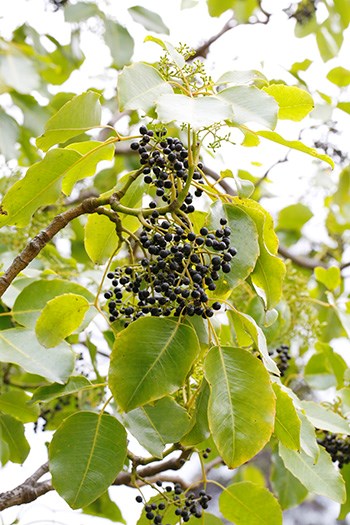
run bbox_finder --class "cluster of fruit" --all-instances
[317,431,350,468]
[136,482,212,523]
[104,218,236,326]
[269,344,291,377]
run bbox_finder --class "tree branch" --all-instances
[0,462,52,511]
[277,245,326,270]
[0,196,108,298]
[192,17,237,59]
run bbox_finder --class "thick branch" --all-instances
[0,462,52,511]
[277,245,326,270]
[0,197,108,297]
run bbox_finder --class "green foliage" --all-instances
[1,2,350,523]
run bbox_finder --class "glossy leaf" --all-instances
[128,6,169,34]
[31,376,92,404]
[85,214,119,265]
[83,491,125,523]
[49,412,127,509]
[35,293,90,348]
[271,454,308,510]
[327,66,350,87]
[257,130,334,169]
[118,63,173,112]
[217,86,278,129]
[204,346,275,468]
[156,94,232,128]
[263,85,314,121]
[0,328,74,383]
[181,379,210,446]
[104,21,134,70]
[109,318,200,411]
[13,279,94,329]
[219,481,283,525]
[273,384,300,450]
[37,91,101,151]
[301,400,350,434]
[279,443,346,503]
[315,266,341,291]
[0,390,39,423]
[0,414,30,463]
[124,396,191,457]
[277,203,313,232]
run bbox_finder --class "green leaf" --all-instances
[31,376,92,404]
[63,141,115,194]
[339,464,350,519]
[124,396,191,457]
[216,70,268,88]
[109,318,200,412]
[304,350,345,390]
[128,6,169,34]
[299,411,320,461]
[181,379,210,446]
[50,412,127,509]
[0,328,74,383]
[13,279,94,328]
[227,309,280,375]
[279,443,346,503]
[0,414,30,463]
[232,197,286,309]
[35,293,90,348]
[217,86,278,129]
[104,21,134,70]
[85,214,119,265]
[204,346,275,468]
[83,491,125,523]
[273,384,300,450]
[36,91,102,151]
[145,37,185,68]
[263,85,314,121]
[337,102,350,115]
[64,2,102,22]
[327,66,350,86]
[315,266,341,291]
[156,94,232,128]
[219,481,282,525]
[117,63,173,112]
[301,400,350,434]
[207,0,234,17]
[0,50,40,94]
[0,108,19,160]
[257,130,335,169]
[0,390,39,423]
[277,204,313,232]
[271,453,308,510]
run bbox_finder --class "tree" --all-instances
[0,0,350,523]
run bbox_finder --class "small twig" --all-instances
[192,17,237,59]
[255,157,288,188]
[277,245,327,270]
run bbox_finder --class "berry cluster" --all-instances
[317,431,350,468]
[104,218,236,326]
[130,126,204,215]
[269,344,291,377]
[136,482,212,523]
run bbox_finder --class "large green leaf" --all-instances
[279,443,346,503]
[301,400,350,434]
[128,6,169,34]
[263,85,314,121]
[0,414,30,463]
[13,279,94,329]
[35,293,90,348]
[31,376,92,404]
[299,411,320,461]
[83,491,125,523]
[204,346,275,468]
[36,91,102,151]
[257,130,334,169]
[219,481,282,525]
[117,63,173,112]
[0,49,40,94]
[232,198,286,309]
[109,318,200,411]
[273,383,300,450]
[0,328,74,383]
[0,108,19,160]
[85,214,119,265]
[181,379,210,446]
[0,390,39,423]
[156,94,232,128]
[104,21,134,70]
[217,86,278,129]
[49,412,127,509]
[124,396,191,457]
[270,453,308,510]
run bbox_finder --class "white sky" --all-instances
[1,1,350,524]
